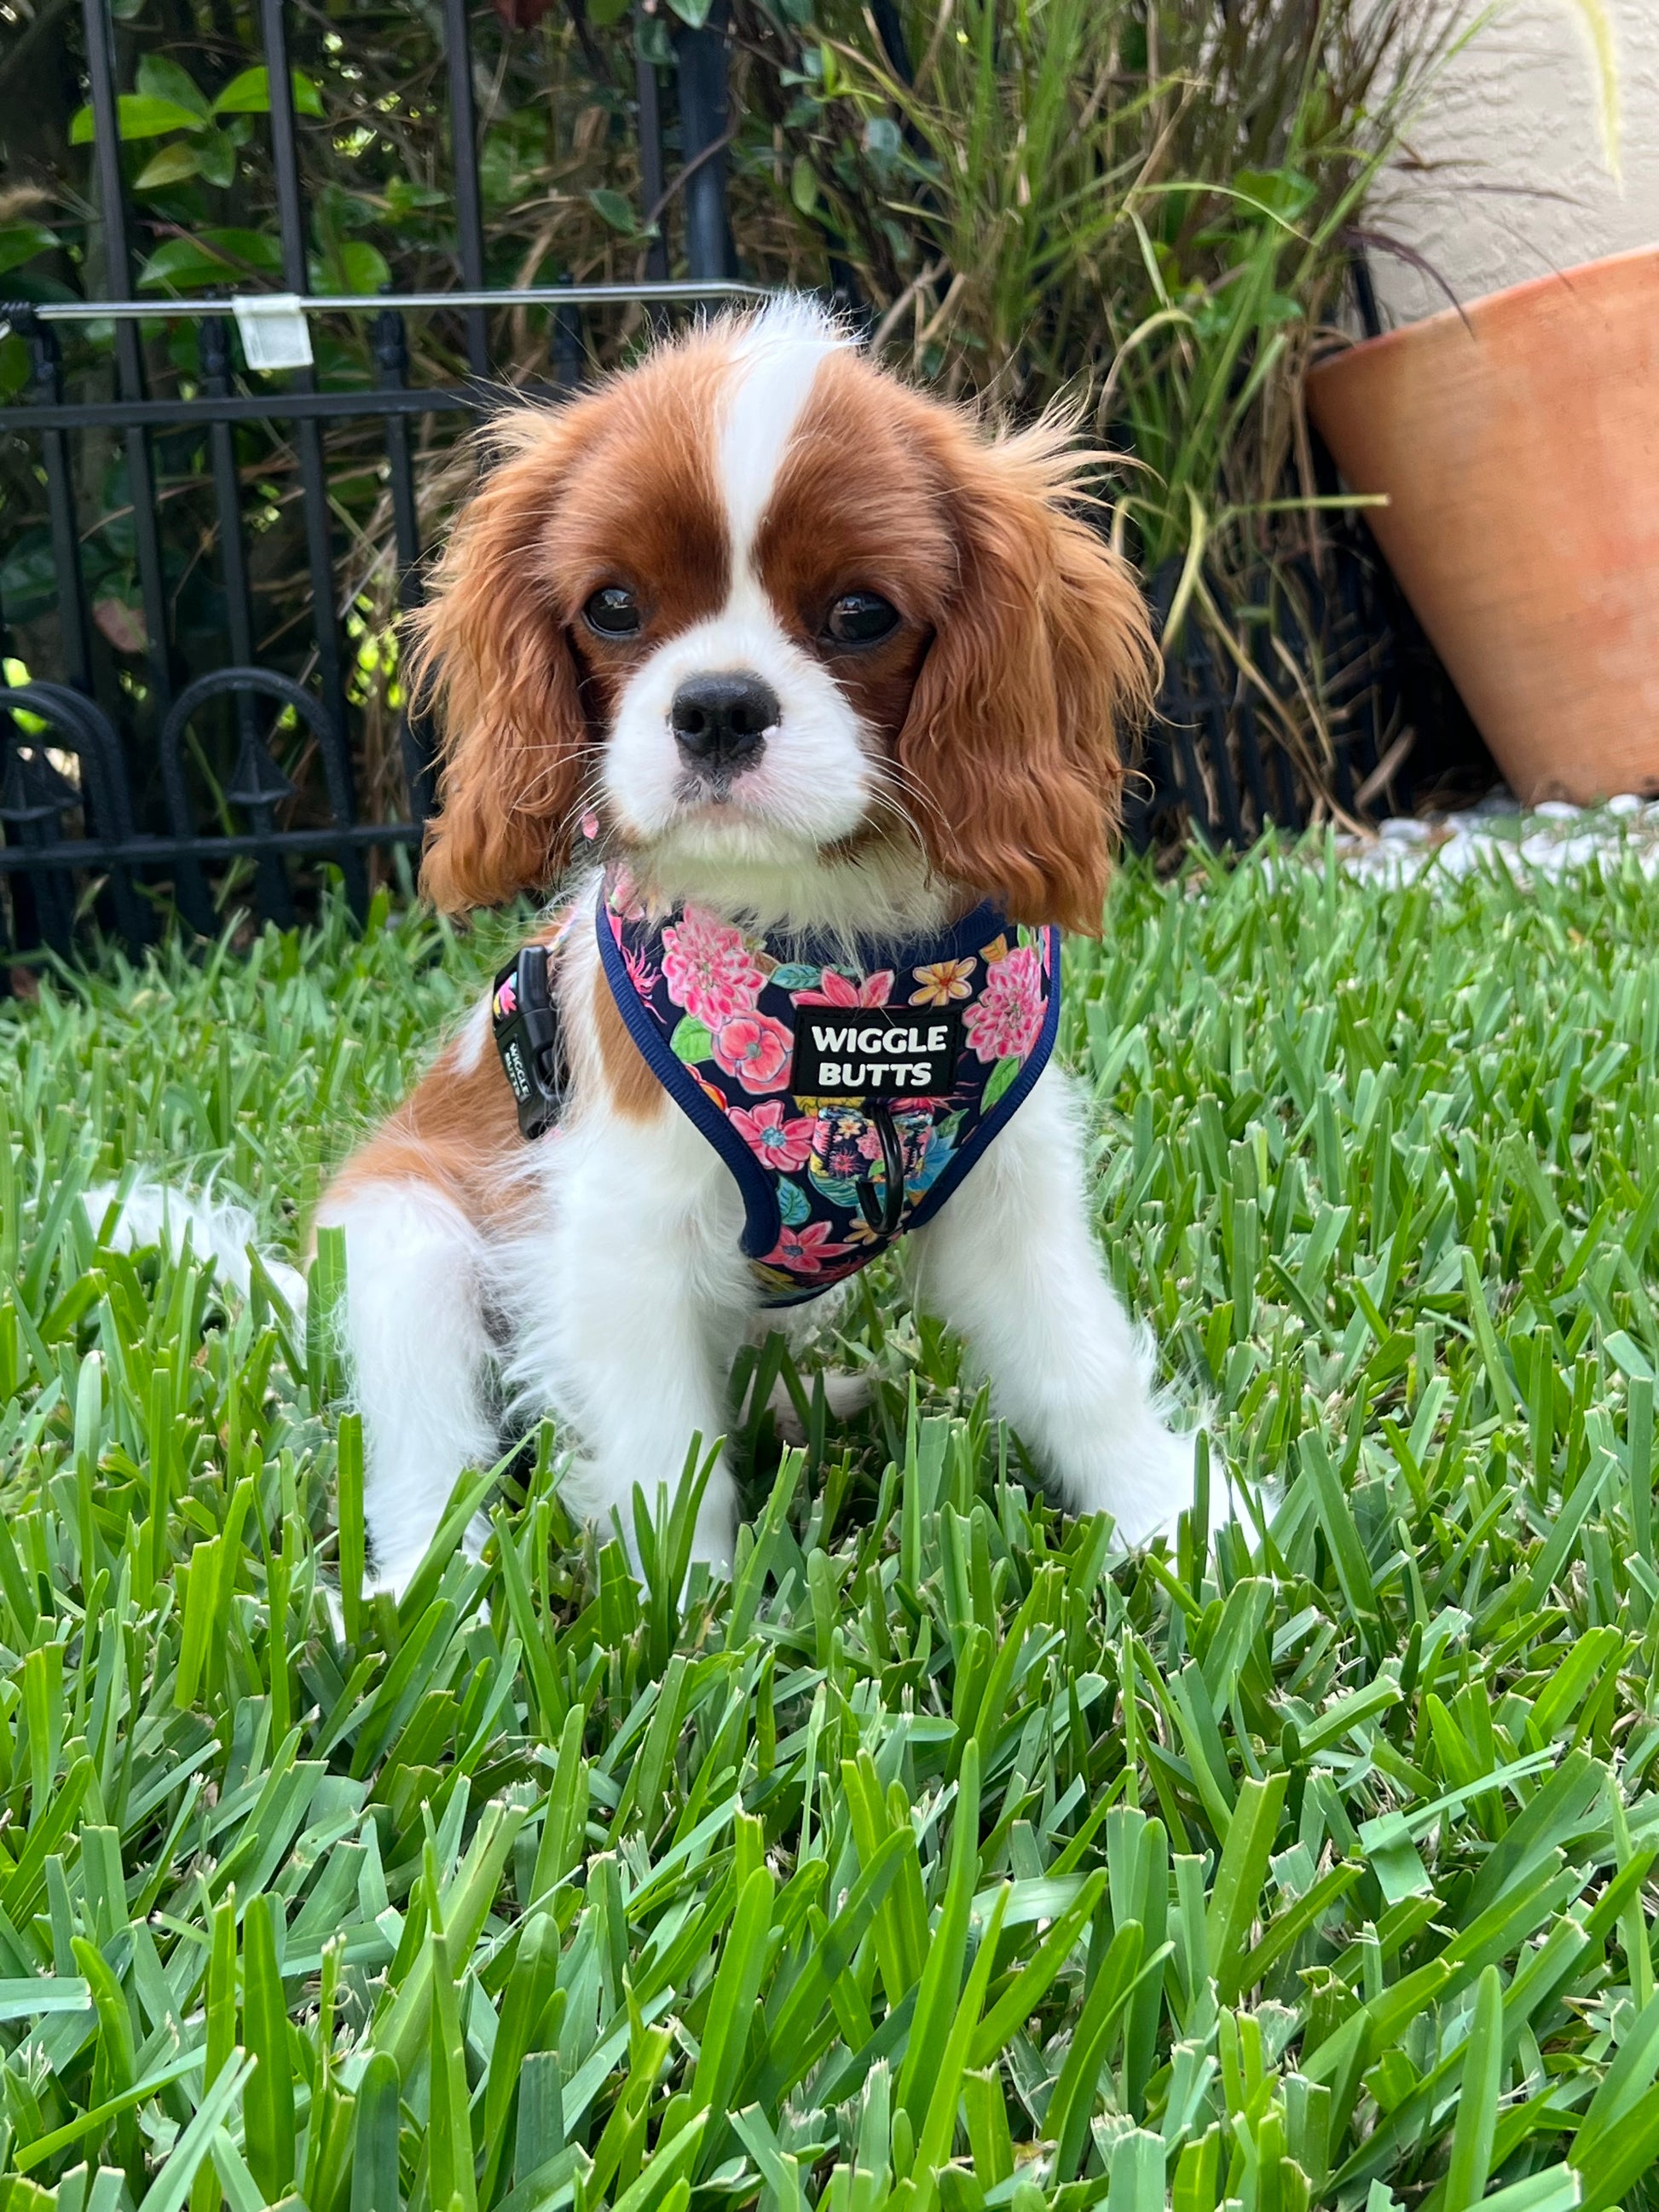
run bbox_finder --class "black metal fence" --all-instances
[0,0,760,968]
[1,280,751,959]
[0,0,1460,973]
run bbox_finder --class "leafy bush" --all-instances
[3,840,1659,2205]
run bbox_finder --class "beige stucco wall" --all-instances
[1369,0,1659,326]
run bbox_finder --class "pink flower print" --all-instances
[764,1220,852,1275]
[964,943,1043,1062]
[794,967,895,1008]
[812,1110,874,1184]
[910,956,976,1006]
[713,1011,794,1093]
[621,943,659,996]
[661,905,766,1025]
[729,1099,818,1170]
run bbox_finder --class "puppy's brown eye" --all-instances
[584,586,642,638]
[823,591,899,648]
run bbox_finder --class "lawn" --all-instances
[3,838,1659,2212]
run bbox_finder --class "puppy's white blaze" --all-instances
[718,297,846,567]
[602,301,864,875]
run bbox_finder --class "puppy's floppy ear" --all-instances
[410,407,592,915]
[896,412,1158,937]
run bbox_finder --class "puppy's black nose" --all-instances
[670,673,777,771]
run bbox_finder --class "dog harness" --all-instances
[585,868,1061,1305]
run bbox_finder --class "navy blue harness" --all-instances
[590,869,1060,1305]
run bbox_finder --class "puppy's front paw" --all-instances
[766,1368,872,1447]
[1072,1417,1221,1552]
[1118,1422,1191,1549]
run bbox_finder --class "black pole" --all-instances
[200,310,266,877]
[199,315,257,677]
[675,0,734,282]
[22,316,94,697]
[257,0,356,878]
[82,0,171,710]
[442,0,491,375]
[549,272,585,391]
[869,0,913,84]
[80,0,138,402]
[260,0,310,298]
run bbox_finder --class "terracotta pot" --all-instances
[1305,245,1659,804]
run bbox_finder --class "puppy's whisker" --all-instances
[870,767,950,846]
[864,794,930,856]
[514,754,592,817]
[549,788,599,854]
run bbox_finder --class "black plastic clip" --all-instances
[492,944,569,1141]
[856,1104,908,1237]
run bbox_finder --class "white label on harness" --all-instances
[233,293,314,372]
[790,1007,960,1100]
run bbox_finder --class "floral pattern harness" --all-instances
[594,867,1061,1305]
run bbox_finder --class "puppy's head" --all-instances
[413,297,1156,933]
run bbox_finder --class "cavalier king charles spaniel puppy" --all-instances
[304,296,1205,1593]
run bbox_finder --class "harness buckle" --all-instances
[492,944,569,1141]
[857,1104,909,1237]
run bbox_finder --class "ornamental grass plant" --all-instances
[3,839,1659,2207]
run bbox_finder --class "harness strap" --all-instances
[486,875,1061,1307]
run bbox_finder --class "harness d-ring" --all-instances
[857,1105,908,1237]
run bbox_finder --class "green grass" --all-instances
[4,838,1659,2212]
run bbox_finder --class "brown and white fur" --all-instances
[114,298,1211,1591]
